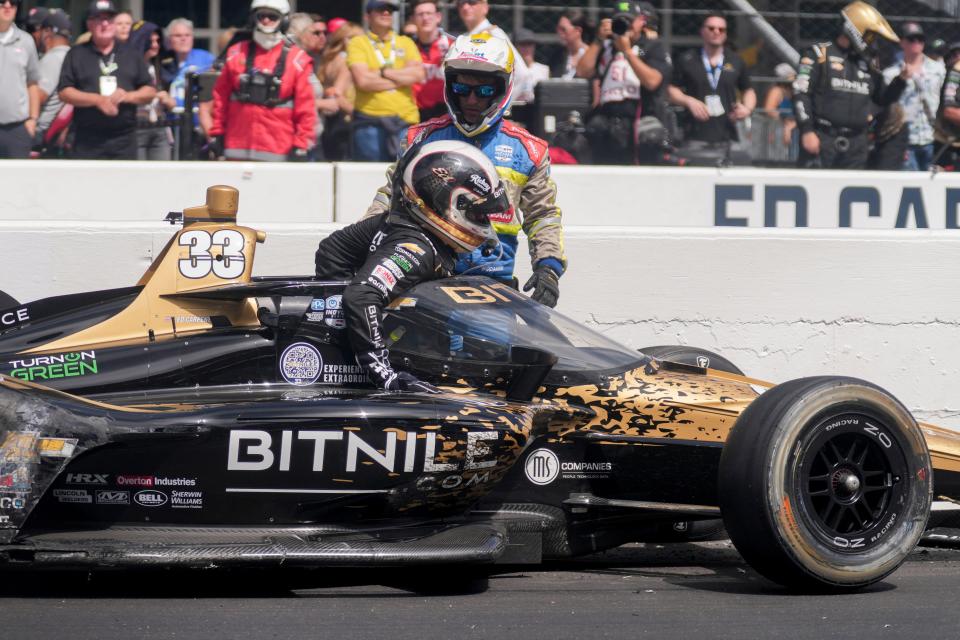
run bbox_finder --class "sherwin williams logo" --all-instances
[7,351,98,382]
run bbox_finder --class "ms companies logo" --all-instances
[524,449,559,485]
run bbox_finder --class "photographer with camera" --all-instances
[576,1,671,165]
[208,0,316,161]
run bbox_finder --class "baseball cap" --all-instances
[612,1,657,19]
[26,7,49,32]
[364,0,399,12]
[327,16,347,33]
[87,0,118,18]
[42,10,72,36]
[901,22,924,39]
[513,27,536,45]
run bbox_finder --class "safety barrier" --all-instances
[1,160,959,429]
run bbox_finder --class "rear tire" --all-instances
[719,376,932,590]
[640,345,744,376]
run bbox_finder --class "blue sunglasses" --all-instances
[450,82,497,98]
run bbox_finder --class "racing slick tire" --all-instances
[640,345,745,376]
[718,376,932,590]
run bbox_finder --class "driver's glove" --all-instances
[523,266,560,308]
[207,136,224,160]
[384,371,440,394]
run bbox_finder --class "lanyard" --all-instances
[99,51,117,76]
[701,48,723,91]
[367,32,397,68]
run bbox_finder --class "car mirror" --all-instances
[506,346,557,402]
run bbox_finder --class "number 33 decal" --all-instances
[178,229,246,279]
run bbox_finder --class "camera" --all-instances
[611,14,631,36]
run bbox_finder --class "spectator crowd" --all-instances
[2,0,960,171]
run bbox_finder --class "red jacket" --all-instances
[210,40,316,161]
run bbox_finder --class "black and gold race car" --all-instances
[1,186,958,591]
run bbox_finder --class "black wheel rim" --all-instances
[794,412,908,552]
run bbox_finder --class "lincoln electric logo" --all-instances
[7,351,98,382]
[524,448,559,485]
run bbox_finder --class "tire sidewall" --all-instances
[765,382,932,586]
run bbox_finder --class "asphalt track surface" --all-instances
[2,541,959,640]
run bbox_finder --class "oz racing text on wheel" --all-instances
[719,376,932,590]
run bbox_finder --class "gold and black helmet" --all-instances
[841,1,898,53]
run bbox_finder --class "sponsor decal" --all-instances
[397,243,425,256]
[524,449,560,485]
[365,305,384,347]
[0,495,26,510]
[0,308,29,328]
[96,490,130,505]
[280,342,322,385]
[325,295,345,329]
[370,264,397,291]
[468,173,491,194]
[134,490,168,507]
[7,350,99,382]
[381,258,404,279]
[389,254,413,273]
[170,490,203,509]
[0,431,39,463]
[310,298,325,311]
[431,167,455,183]
[116,475,197,487]
[494,144,513,163]
[369,230,388,252]
[488,206,514,224]
[227,429,498,474]
[168,315,211,324]
[696,355,710,368]
[524,448,614,485]
[0,466,30,490]
[38,438,77,458]
[393,246,422,267]
[305,312,325,322]
[54,489,92,504]
[117,474,153,487]
[416,470,493,491]
[320,363,366,385]
[65,473,109,485]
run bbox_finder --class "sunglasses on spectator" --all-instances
[905,35,925,42]
[256,11,281,23]
[312,29,327,35]
[450,82,497,98]
[705,25,727,33]
[0,0,20,7]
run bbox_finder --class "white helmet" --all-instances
[442,33,515,138]
[250,0,290,34]
[400,141,506,252]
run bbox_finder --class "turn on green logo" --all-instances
[7,351,99,381]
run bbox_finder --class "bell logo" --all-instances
[524,449,559,485]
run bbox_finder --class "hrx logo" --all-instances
[66,473,109,485]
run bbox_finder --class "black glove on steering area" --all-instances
[288,147,309,162]
[523,266,560,308]
[384,371,440,394]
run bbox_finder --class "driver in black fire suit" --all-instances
[314,139,509,392]
[794,1,907,169]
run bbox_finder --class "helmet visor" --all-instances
[460,184,509,224]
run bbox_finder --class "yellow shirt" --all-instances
[346,31,420,124]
